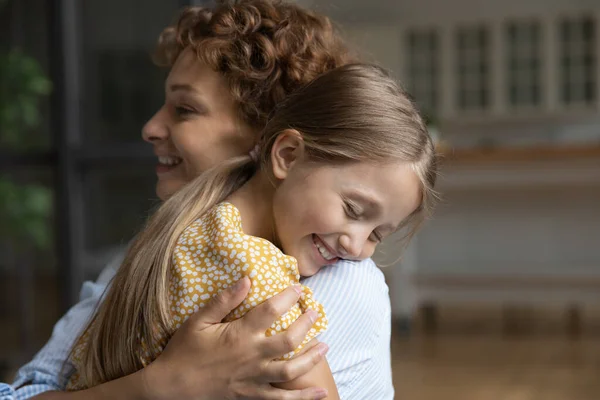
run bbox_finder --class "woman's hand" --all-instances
[142,276,330,400]
[31,277,327,400]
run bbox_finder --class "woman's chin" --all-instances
[155,179,186,201]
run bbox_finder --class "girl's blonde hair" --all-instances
[72,63,438,388]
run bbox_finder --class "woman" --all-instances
[1,2,395,399]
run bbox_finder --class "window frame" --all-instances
[405,28,440,118]
[455,24,491,112]
[558,15,597,106]
[505,19,543,109]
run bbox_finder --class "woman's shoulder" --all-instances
[302,259,394,398]
[302,258,388,298]
[301,258,390,343]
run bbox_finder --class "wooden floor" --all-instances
[391,333,600,400]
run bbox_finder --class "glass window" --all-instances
[456,26,490,111]
[0,0,58,374]
[0,169,57,369]
[1,0,196,379]
[559,16,597,105]
[405,29,440,117]
[81,0,180,144]
[0,0,53,151]
[82,167,158,278]
[506,20,542,107]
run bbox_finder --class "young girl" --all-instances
[66,63,438,398]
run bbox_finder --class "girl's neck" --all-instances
[226,171,277,244]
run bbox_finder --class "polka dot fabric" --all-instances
[66,203,327,390]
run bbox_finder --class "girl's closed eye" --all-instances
[344,199,361,219]
[369,230,383,243]
[344,198,385,243]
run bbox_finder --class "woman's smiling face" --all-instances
[142,49,256,200]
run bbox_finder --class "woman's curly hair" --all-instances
[154,0,354,128]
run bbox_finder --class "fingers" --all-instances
[257,385,328,400]
[188,276,251,330]
[260,309,318,359]
[264,341,329,383]
[243,285,303,332]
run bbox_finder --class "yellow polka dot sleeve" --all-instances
[167,202,327,360]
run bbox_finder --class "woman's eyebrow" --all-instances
[166,83,211,113]
[169,83,200,94]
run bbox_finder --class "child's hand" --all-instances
[142,277,330,400]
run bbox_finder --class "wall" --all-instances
[311,0,600,25]
[338,0,600,317]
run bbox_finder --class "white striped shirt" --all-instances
[1,255,394,399]
[303,259,394,399]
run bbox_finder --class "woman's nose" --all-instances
[142,106,169,143]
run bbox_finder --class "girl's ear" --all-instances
[270,129,305,180]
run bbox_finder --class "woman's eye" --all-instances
[175,106,194,117]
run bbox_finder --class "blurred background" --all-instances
[1,0,599,399]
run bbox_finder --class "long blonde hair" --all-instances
[72,63,438,388]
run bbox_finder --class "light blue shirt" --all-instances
[0,255,394,400]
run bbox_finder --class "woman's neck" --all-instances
[226,171,277,244]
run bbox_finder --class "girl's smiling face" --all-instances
[269,132,422,277]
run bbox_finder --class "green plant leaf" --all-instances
[0,47,54,249]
